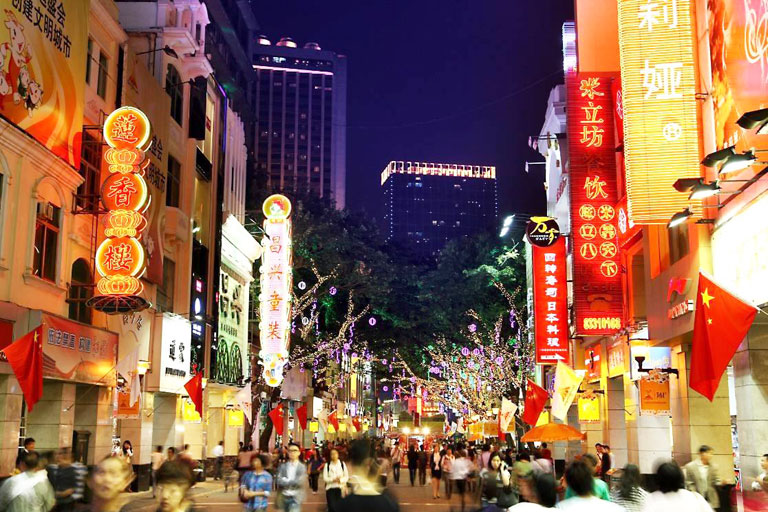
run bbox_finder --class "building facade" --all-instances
[381,161,498,260]
[250,37,347,209]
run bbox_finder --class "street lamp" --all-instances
[736,107,768,134]
[499,215,515,238]
[667,208,692,228]
[688,181,721,200]
[719,150,757,175]
[136,45,179,59]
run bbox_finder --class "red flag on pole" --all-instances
[352,417,361,432]
[690,272,757,401]
[268,404,284,435]
[295,404,308,430]
[183,372,204,417]
[329,410,340,431]
[1,326,44,412]
[522,379,549,425]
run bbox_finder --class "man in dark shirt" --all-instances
[47,448,86,512]
[15,437,35,469]
[417,445,428,486]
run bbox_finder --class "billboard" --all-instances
[158,313,191,393]
[708,0,768,155]
[617,0,701,223]
[0,1,88,167]
[531,237,570,364]
[566,73,624,335]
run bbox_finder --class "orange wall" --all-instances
[575,0,621,72]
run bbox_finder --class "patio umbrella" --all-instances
[520,422,586,443]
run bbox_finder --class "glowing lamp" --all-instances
[688,181,721,200]
[403,427,411,434]
[719,150,757,175]
[736,108,768,134]
[667,209,692,228]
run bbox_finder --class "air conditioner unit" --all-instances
[37,201,55,221]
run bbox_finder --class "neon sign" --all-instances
[259,194,293,386]
[89,107,151,313]
[532,237,570,365]
[566,74,624,335]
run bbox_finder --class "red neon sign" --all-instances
[532,238,570,365]
[566,73,624,335]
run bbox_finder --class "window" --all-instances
[33,202,60,282]
[97,51,108,99]
[165,65,184,124]
[86,38,93,84]
[156,258,175,313]
[68,259,92,324]
[76,131,102,210]
[166,155,181,207]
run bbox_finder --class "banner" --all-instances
[182,397,201,423]
[227,409,244,427]
[532,237,570,364]
[498,398,517,433]
[584,343,602,382]
[578,395,600,423]
[607,340,626,378]
[566,73,623,335]
[116,385,140,419]
[639,371,671,416]
[42,313,117,385]
[0,1,89,167]
[551,362,585,421]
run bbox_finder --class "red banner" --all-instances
[532,238,570,364]
[566,73,623,335]
[584,343,602,382]
[42,313,118,385]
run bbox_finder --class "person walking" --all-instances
[556,459,622,511]
[391,442,403,485]
[307,450,324,495]
[74,456,134,512]
[335,440,399,512]
[0,450,55,512]
[323,448,349,512]
[276,443,306,512]
[564,454,611,501]
[417,445,428,486]
[684,445,721,509]
[441,447,455,500]
[152,445,166,498]
[407,444,418,486]
[167,447,177,462]
[479,451,516,509]
[156,460,197,512]
[450,449,471,512]
[240,453,273,512]
[641,462,711,512]
[510,473,558,510]
[47,447,86,512]
[15,437,36,470]
[610,464,648,512]
[377,449,391,489]
[237,445,252,484]
[430,444,443,499]
[213,441,225,481]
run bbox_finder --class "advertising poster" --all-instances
[639,371,671,416]
[0,0,88,167]
[116,385,140,419]
[158,313,191,393]
[182,397,201,423]
[42,313,117,385]
[578,395,600,424]
[565,73,623,335]
[630,346,672,381]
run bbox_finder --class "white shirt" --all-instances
[640,490,712,512]
[213,445,224,458]
[323,460,349,490]
[151,452,165,470]
[450,458,470,480]
[557,496,624,511]
[510,504,553,511]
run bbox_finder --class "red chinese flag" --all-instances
[522,379,549,425]
[329,410,340,431]
[690,272,757,401]
[268,404,284,435]
[1,326,44,412]
[183,372,204,417]
[295,403,308,430]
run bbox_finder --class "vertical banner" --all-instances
[116,385,140,418]
[531,236,570,364]
[0,1,88,167]
[584,343,602,382]
[607,340,626,378]
[639,371,671,415]
[578,395,601,423]
[618,0,701,223]
[566,73,623,336]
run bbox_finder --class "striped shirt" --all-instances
[47,462,87,503]
[610,486,649,512]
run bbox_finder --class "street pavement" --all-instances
[122,476,474,511]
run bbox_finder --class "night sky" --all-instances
[256,1,575,222]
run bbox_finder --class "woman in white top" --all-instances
[640,462,712,512]
[323,449,349,512]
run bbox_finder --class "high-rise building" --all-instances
[381,161,498,259]
[250,37,347,209]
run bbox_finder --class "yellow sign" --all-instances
[227,409,244,427]
[639,373,671,416]
[0,1,89,167]
[578,396,600,423]
[535,410,550,427]
[309,420,319,432]
[182,398,201,423]
[617,0,701,224]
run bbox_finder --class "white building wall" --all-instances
[224,107,247,223]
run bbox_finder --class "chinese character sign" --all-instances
[566,74,624,335]
[0,1,88,167]
[91,107,152,313]
[532,238,570,364]
[618,0,701,223]
[259,194,293,387]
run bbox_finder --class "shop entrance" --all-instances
[73,430,90,465]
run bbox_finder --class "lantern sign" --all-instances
[259,194,293,387]
[88,107,152,313]
[566,74,623,335]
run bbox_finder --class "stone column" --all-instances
[732,322,768,484]
[0,374,23,475]
[152,393,181,453]
[624,372,672,474]
[27,381,76,455]
[120,391,155,490]
[606,376,628,469]
[74,384,114,465]
[671,347,733,480]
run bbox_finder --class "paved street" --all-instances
[124,478,470,511]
